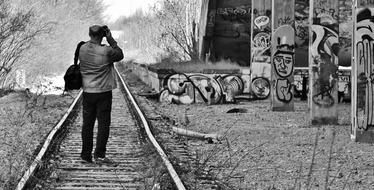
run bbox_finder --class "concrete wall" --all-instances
[199,0,252,66]
[127,62,351,104]
[199,0,353,67]
[128,62,272,104]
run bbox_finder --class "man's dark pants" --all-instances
[81,91,112,160]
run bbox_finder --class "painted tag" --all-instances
[255,16,270,29]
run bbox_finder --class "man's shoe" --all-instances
[80,157,93,164]
[94,157,117,166]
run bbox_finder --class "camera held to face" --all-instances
[102,25,109,37]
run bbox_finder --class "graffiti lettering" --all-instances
[254,16,270,29]
[310,23,339,108]
[295,0,309,17]
[339,75,350,82]
[359,0,374,6]
[312,0,339,27]
[217,7,251,16]
[253,33,271,48]
[315,8,338,20]
[276,79,293,103]
[160,74,245,104]
[278,17,294,26]
[296,24,308,42]
[252,32,271,63]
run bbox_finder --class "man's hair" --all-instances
[89,25,105,38]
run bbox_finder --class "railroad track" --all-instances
[15,64,185,190]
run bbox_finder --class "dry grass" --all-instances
[155,100,374,190]
[0,90,77,189]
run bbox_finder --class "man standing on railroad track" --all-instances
[79,25,124,164]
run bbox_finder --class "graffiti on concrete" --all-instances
[339,0,353,39]
[251,77,270,100]
[310,0,339,109]
[276,79,293,103]
[253,32,271,52]
[254,15,270,29]
[217,6,251,16]
[273,49,294,78]
[359,0,374,6]
[251,13,271,63]
[206,9,216,37]
[355,8,374,129]
[295,0,309,68]
[251,0,272,74]
[159,74,244,104]
[272,25,295,104]
[271,0,295,109]
[277,17,294,26]
[314,1,339,24]
[310,24,339,108]
[338,0,353,67]
[295,0,309,46]
[159,73,271,104]
[314,8,338,22]
[209,0,252,66]
[251,0,272,88]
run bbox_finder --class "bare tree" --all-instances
[153,0,199,60]
[0,0,106,87]
[111,0,200,62]
[0,0,50,88]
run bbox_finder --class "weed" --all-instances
[0,89,74,189]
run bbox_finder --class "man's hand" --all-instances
[105,28,118,48]
[105,28,112,39]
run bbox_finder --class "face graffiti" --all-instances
[270,0,295,110]
[271,23,295,106]
[273,51,294,78]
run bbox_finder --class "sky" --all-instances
[102,0,158,22]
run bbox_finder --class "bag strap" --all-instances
[74,41,86,66]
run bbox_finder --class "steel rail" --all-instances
[114,65,186,190]
[16,90,83,190]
